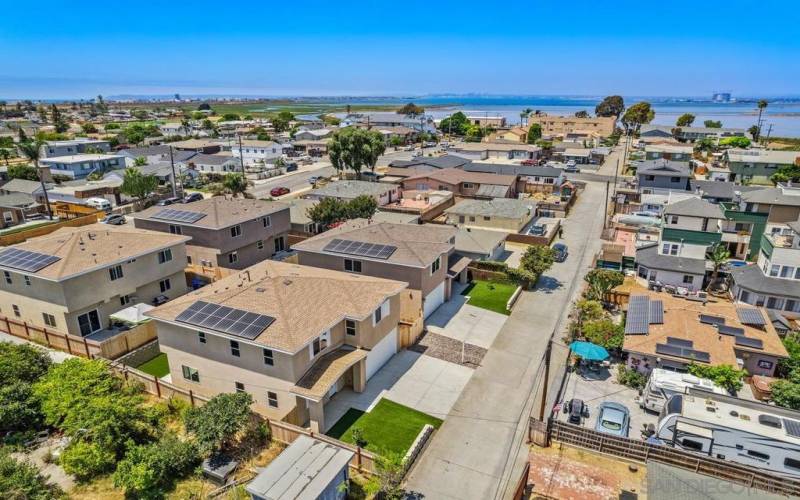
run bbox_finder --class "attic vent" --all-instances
[283,279,292,286]
[255,288,266,293]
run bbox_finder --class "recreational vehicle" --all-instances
[640,368,726,413]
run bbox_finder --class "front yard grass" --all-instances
[326,399,442,455]
[136,353,170,378]
[461,280,516,315]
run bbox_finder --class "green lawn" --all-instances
[136,353,170,378]
[461,280,516,315]
[326,399,442,455]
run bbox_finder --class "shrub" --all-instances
[60,441,116,481]
[0,381,43,432]
[113,436,200,499]
[582,319,624,350]
[771,375,800,410]
[183,392,253,455]
[583,269,624,302]
[687,364,745,393]
[0,451,64,499]
[617,365,646,390]
[519,245,555,276]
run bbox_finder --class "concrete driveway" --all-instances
[323,350,473,431]
[426,295,508,350]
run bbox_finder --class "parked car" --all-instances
[270,187,290,197]
[100,214,126,225]
[529,225,546,236]
[183,192,204,203]
[563,399,589,425]
[412,151,423,157]
[564,165,581,173]
[308,176,322,185]
[423,141,437,148]
[521,159,537,166]
[285,163,299,172]
[553,243,568,262]
[156,197,182,206]
[360,171,380,182]
[594,402,630,437]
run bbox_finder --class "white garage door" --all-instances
[366,327,397,380]
[423,281,446,318]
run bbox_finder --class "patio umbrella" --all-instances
[569,341,609,361]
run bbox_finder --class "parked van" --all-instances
[85,197,112,213]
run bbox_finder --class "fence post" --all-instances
[124,335,130,354]
[123,367,129,382]
[598,435,604,453]
[154,375,161,398]
[4,316,10,334]
[189,389,195,407]
[357,446,362,471]
[23,321,30,339]
[83,337,90,358]
[64,333,74,355]
[41,324,50,347]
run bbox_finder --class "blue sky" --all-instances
[1,0,798,99]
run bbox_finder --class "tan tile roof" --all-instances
[135,197,289,229]
[146,260,407,352]
[291,347,367,401]
[292,219,455,268]
[623,291,788,365]
[401,167,517,187]
[6,223,189,280]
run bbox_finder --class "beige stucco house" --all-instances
[147,260,415,432]
[0,224,189,337]
[444,198,536,232]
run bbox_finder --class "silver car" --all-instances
[594,402,630,437]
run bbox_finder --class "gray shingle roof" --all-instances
[464,163,562,177]
[388,155,471,169]
[454,227,506,256]
[310,180,395,200]
[636,243,706,275]
[637,159,691,177]
[663,197,725,219]
[1,179,46,195]
[731,264,800,298]
[445,198,535,219]
[740,186,800,207]
[186,153,237,166]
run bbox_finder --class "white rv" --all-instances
[657,388,800,478]
[640,368,726,413]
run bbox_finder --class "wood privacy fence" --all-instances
[108,362,378,475]
[0,211,103,246]
[536,419,800,498]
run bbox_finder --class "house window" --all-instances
[344,259,362,273]
[345,319,356,336]
[670,215,679,224]
[12,305,20,317]
[770,264,781,277]
[787,299,798,312]
[257,240,264,250]
[3,271,11,284]
[274,236,285,253]
[263,348,274,366]
[670,176,680,183]
[159,279,171,293]
[645,175,655,181]
[683,275,694,284]
[469,216,476,222]
[109,265,124,281]
[42,313,56,327]
[77,310,101,336]
[169,224,182,235]
[262,216,271,228]
[228,252,238,264]
[431,256,441,275]
[120,295,131,306]
[158,249,173,264]
[230,225,242,238]
[267,391,278,408]
[235,382,245,393]
[230,340,240,357]
[182,365,200,382]
[373,300,390,325]
[483,216,491,221]
[462,182,474,189]
[23,275,31,286]
[198,331,206,344]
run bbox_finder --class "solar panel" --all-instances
[649,300,664,324]
[717,324,745,337]
[699,314,726,326]
[655,343,711,363]
[322,238,397,260]
[735,336,764,350]
[784,419,800,438]
[0,248,61,272]
[666,337,693,348]
[736,307,766,326]
[625,295,650,335]
[152,209,206,223]
[175,300,275,340]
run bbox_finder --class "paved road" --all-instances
[249,164,335,199]
[404,182,608,500]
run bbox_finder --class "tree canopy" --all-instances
[120,167,159,201]
[306,195,378,228]
[222,173,249,198]
[704,120,722,128]
[676,113,695,127]
[7,164,39,181]
[0,451,64,499]
[328,128,385,174]
[621,102,654,133]
[113,436,200,499]
[719,136,751,149]
[397,103,424,116]
[438,112,470,135]
[519,245,556,276]
[594,95,625,117]
[271,111,295,132]
[526,123,542,144]
[183,392,253,455]
[583,269,624,302]
[687,363,745,392]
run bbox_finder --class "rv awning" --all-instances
[676,420,713,439]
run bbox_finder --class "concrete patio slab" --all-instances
[427,301,508,350]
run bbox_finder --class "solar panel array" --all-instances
[0,248,61,272]
[649,300,664,324]
[625,295,650,335]
[784,419,800,438]
[717,325,745,337]
[175,300,274,340]
[699,314,726,326]
[655,343,711,363]
[152,209,207,223]
[735,336,764,350]
[322,238,398,260]
[666,337,693,348]
[736,307,766,326]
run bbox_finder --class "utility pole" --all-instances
[538,338,552,422]
[237,134,245,175]
[764,123,774,146]
[603,180,610,229]
[168,145,178,198]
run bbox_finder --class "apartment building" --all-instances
[527,114,616,137]
[400,167,517,199]
[0,224,189,337]
[147,260,411,431]
[134,197,290,270]
[39,153,125,179]
[724,149,800,184]
[41,138,111,158]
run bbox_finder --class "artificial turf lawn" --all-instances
[136,353,170,378]
[461,280,516,315]
[326,399,442,455]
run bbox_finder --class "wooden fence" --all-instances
[537,419,800,497]
[0,211,103,246]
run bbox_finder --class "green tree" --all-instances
[81,123,97,134]
[362,451,406,500]
[526,123,542,144]
[676,113,695,127]
[345,195,378,219]
[719,136,751,148]
[0,149,14,166]
[594,95,625,118]
[747,124,760,141]
[397,103,424,116]
[183,392,253,455]
[582,318,624,350]
[198,103,211,111]
[60,440,117,481]
[0,342,51,385]
[222,173,249,198]
[438,112,469,136]
[771,373,800,410]
[571,299,606,339]
[271,111,295,133]
[17,140,52,219]
[133,156,148,167]
[113,436,200,499]
[574,110,589,118]
[704,120,722,128]
[251,126,271,141]
[687,364,745,393]
[120,167,159,202]
[7,164,38,181]
[328,128,384,175]
[621,101,655,134]
[0,382,43,432]
[50,105,68,133]
[306,197,349,227]
[694,137,717,153]
[0,451,65,499]
[583,269,624,302]
[220,113,240,122]
[706,243,731,291]
[519,245,556,276]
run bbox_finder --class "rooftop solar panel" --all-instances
[655,343,711,363]
[784,419,800,438]
[666,337,693,348]
[175,300,274,340]
[736,307,766,326]
[322,238,397,260]
[717,324,745,337]
[625,295,650,335]
[152,208,207,224]
[699,314,726,326]
[734,336,764,350]
[0,248,61,273]
[649,300,664,324]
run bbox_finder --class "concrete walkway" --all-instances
[404,181,608,500]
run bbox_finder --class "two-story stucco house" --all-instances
[0,224,189,337]
[146,260,412,431]
[292,220,457,318]
[39,153,125,179]
[644,143,694,162]
[41,138,111,158]
[134,197,290,270]
[636,160,691,193]
[400,167,517,199]
[307,180,399,206]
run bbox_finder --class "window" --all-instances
[159,279,171,293]
[12,305,20,317]
[235,382,245,393]
[645,175,655,181]
[187,255,192,264]
[267,391,278,408]
[23,275,31,286]
[42,313,56,327]
[431,256,441,274]
[77,310,101,336]
[747,449,770,461]
[198,331,206,344]
[230,225,242,238]
[262,216,271,228]
[786,457,800,471]
[767,297,784,310]
[781,266,794,278]
[169,224,182,235]
[109,265,124,281]
[462,182,474,189]
[263,348,274,366]
[483,216,491,221]
[345,319,356,336]
[681,439,704,451]
[274,236,285,253]
[787,299,798,312]
[670,215,679,224]
[683,275,694,284]
[373,300,390,325]
[257,240,264,250]
[670,176,680,183]
[158,249,173,264]
[344,259,362,273]
[120,294,131,306]
[3,271,11,284]
[181,365,200,382]
[469,216,476,222]
[770,264,781,277]
[230,340,240,357]
[228,252,238,264]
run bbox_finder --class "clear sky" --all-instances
[1,0,798,99]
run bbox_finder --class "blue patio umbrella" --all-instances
[569,341,610,361]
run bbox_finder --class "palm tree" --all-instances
[706,243,731,292]
[756,99,768,141]
[17,140,52,220]
[222,173,249,198]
